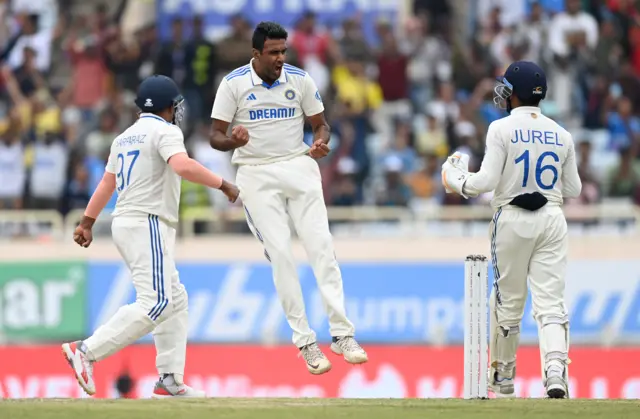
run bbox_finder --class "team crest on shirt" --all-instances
[284,89,296,100]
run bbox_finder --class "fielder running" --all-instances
[63,75,239,397]
[210,21,367,375]
[441,61,582,398]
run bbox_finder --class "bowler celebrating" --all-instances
[210,21,367,375]
[441,62,581,398]
[63,75,239,397]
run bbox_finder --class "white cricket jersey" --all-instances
[211,59,325,166]
[105,113,186,225]
[464,106,582,208]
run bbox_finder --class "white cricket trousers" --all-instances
[490,204,568,327]
[489,204,570,380]
[84,214,189,380]
[236,154,355,347]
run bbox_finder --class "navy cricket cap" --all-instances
[134,75,184,113]
[498,61,547,102]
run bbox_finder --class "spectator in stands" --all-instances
[12,47,45,97]
[104,26,142,93]
[216,14,252,73]
[7,13,52,72]
[547,0,599,121]
[84,107,119,159]
[188,122,235,211]
[136,24,160,81]
[289,11,335,68]
[607,0,639,59]
[183,15,217,125]
[27,110,68,211]
[376,155,413,207]
[332,59,381,196]
[617,60,640,111]
[331,156,359,207]
[337,17,372,64]
[605,96,640,151]
[61,159,90,215]
[403,14,451,113]
[290,11,335,94]
[571,140,601,204]
[2,0,640,238]
[0,110,26,210]
[375,27,411,149]
[0,0,9,47]
[413,112,448,157]
[380,120,418,174]
[606,145,640,197]
[426,81,459,144]
[584,75,609,130]
[1,64,34,137]
[65,14,109,123]
[594,17,623,78]
[155,17,186,87]
[406,153,443,204]
[513,2,549,65]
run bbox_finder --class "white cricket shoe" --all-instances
[152,374,206,398]
[62,341,96,396]
[489,370,515,398]
[545,374,568,399]
[330,336,368,364]
[299,343,332,375]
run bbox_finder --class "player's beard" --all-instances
[506,97,513,114]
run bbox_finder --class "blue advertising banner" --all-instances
[87,261,640,344]
[156,0,399,44]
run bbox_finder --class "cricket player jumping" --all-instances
[63,75,239,397]
[210,21,367,375]
[441,61,582,398]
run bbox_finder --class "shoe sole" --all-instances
[61,343,95,396]
[307,363,332,375]
[547,386,567,399]
[330,343,369,365]
[489,386,515,398]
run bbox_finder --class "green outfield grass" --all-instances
[1,398,639,419]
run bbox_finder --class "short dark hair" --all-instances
[252,21,288,51]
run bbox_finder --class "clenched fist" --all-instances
[231,125,249,147]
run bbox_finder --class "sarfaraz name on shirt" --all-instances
[511,130,563,147]
[116,134,147,147]
[249,108,295,121]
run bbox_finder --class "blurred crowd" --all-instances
[1,0,640,224]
